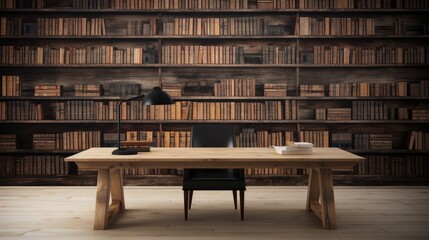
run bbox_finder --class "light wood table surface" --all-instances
[65,147,363,230]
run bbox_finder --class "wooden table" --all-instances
[65,147,363,230]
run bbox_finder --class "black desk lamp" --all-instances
[112,86,174,155]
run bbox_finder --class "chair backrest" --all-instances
[191,124,235,148]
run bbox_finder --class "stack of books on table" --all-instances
[273,141,313,155]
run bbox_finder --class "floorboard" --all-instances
[0,186,428,240]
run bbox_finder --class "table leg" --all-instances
[306,168,337,230]
[110,168,125,212]
[318,168,337,230]
[94,169,111,230]
[306,168,320,212]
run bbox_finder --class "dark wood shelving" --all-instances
[1,3,428,186]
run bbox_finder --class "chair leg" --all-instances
[189,190,193,209]
[240,190,245,220]
[184,190,188,220]
[232,190,237,209]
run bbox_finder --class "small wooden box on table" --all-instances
[65,147,363,230]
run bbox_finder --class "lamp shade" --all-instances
[112,86,174,155]
[142,87,175,105]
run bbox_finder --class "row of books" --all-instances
[352,101,389,120]
[2,99,423,121]
[408,131,429,150]
[0,134,16,150]
[298,17,375,36]
[264,83,287,97]
[328,81,429,97]
[312,45,428,64]
[300,84,325,96]
[299,130,329,147]
[35,18,106,36]
[3,80,427,98]
[0,155,68,176]
[313,106,425,121]
[1,0,428,9]
[0,45,153,64]
[0,17,155,36]
[162,83,182,97]
[71,0,251,9]
[124,19,158,36]
[262,45,297,64]
[2,45,428,65]
[161,45,239,64]
[184,101,283,120]
[31,131,101,150]
[0,130,424,151]
[1,75,21,96]
[2,101,44,120]
[299,0,429,9]
[0,17,106,36]
[353,155,428,176]
[236,129,294,147]
[331,133,393,150]
[354,133,393,149]
[315,108,352,120]
[411,110,429,120]
[50,100,283,120]
[161,45,298,65]
[162,17,288,36]
[34,85,62,97]
[74,84,102,97]
[214,78,256,97]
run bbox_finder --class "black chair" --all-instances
[183,124,246,220]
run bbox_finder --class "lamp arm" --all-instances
[116,94,145,149]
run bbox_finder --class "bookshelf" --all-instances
[1,0,428,186]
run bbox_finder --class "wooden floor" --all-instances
[0,186,428,240]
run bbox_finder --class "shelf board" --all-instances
[1,120,428,124]
[0,96,122,100]
[0,120,293,124]
[3,35,429,40]
[1,8,428,14]
[2,64,428,68]
[299,120,429,124]
[1,96,428,101]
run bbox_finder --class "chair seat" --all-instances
[183,179,246,190]
[187,169,241,180]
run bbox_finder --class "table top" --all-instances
[66,147,363,170]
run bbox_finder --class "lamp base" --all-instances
[112,147,150,155]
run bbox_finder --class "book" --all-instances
[273,142,313,155]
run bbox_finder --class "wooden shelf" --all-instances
[298,120,429,124]
[0,120,296,124]
[1,64,428,68]
[1,120,427,124]
[2,4,428,186]
[1,96,428,101]
[1,8,428,14]
[2,35,429,40]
